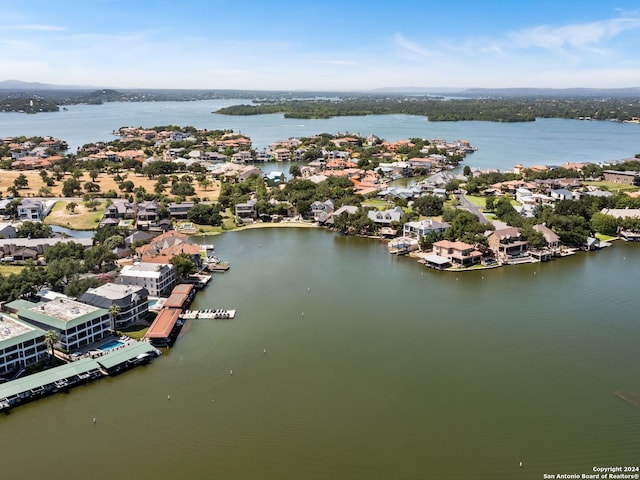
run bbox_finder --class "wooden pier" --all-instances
[180,309,236,320]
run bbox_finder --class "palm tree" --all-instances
[109,303,121,334]
[44,330,59,362]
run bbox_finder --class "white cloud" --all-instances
[393,33,433,58]
[508,14,640,50]
[314,60,357,65]
[0,24,65,32]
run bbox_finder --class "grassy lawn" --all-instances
[596,233,619,242]
[0,264,26,276]
[464,195,488,208]
[584,181,640,193]
[44,200,106,230]
[118,324,149,341]
[362,199,393,209]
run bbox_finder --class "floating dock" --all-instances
[180,309,236,320]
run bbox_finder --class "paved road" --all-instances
[454,192,491,224]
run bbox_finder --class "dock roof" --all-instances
[145,308,181,339]
[0,358,101,400]
[96,342,159,370]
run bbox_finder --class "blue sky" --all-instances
[2,0,640,90]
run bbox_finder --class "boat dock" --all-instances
[0,342,160,411]
[181,309,236,320]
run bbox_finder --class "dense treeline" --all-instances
[216,97,640,122]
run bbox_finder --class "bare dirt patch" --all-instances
[0,170,221,200]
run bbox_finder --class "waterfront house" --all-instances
[102,201,137,221]
[0,315,48,377]
[6,298,111,353]
[168,202,194,220]
[402,219,450,241]
[17,199,46,222]
[431,240,482,267]
[235,200,257,221]
[310,200,334,222]
[119,262,176,297]
[136,201,160,230]
[532,224,561,254]
[487,227,528,261]
[79,283,149,328]
[367,207,404,226]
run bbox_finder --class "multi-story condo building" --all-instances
[0,315,48,377]
[118,262,176,297]
[79,283,149,328]
[6,298,111,353]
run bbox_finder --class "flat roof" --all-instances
[423,254,451,266]
[83,283,147,300]
[145,308,181,339]
[0,315,45,349]
[10,299,108,330]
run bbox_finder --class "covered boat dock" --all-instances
[0,343,160,411]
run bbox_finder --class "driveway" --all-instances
[454,192,490,224]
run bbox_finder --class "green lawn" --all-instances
[118,324,149,341]
[44,200,106,230]
[584,181,640,193]
[595,233,618,242]
[0,264,26,276]
[464,195,488,208]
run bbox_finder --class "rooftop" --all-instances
[31,298,99,322]
[0,315,34,341]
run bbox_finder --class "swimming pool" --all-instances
[99,340,125,351]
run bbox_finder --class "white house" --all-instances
[17,199,46,222]
[403,219,450,240]
[119,263,176,297]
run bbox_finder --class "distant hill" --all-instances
[0,79,95,90]
[459,87,640,98]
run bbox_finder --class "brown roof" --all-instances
[171,284,194,295]
[163,293,189,309]
[145,308,181,339]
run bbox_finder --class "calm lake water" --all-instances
[1,99,639,171]
[1,102,639,479]
[1,228,639,480]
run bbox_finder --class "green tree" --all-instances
[13,173,29,189]
[66,201,78,214]
[119,180,135,193]
[62,178,81,197]
[17,221,52,239]
[289,165,302,178]
[187,203,222,225]
[109,304,121,333]
[44,330,59,362]
[590,212,618,236]
[170,253,197,280]
[412,194,444,216]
